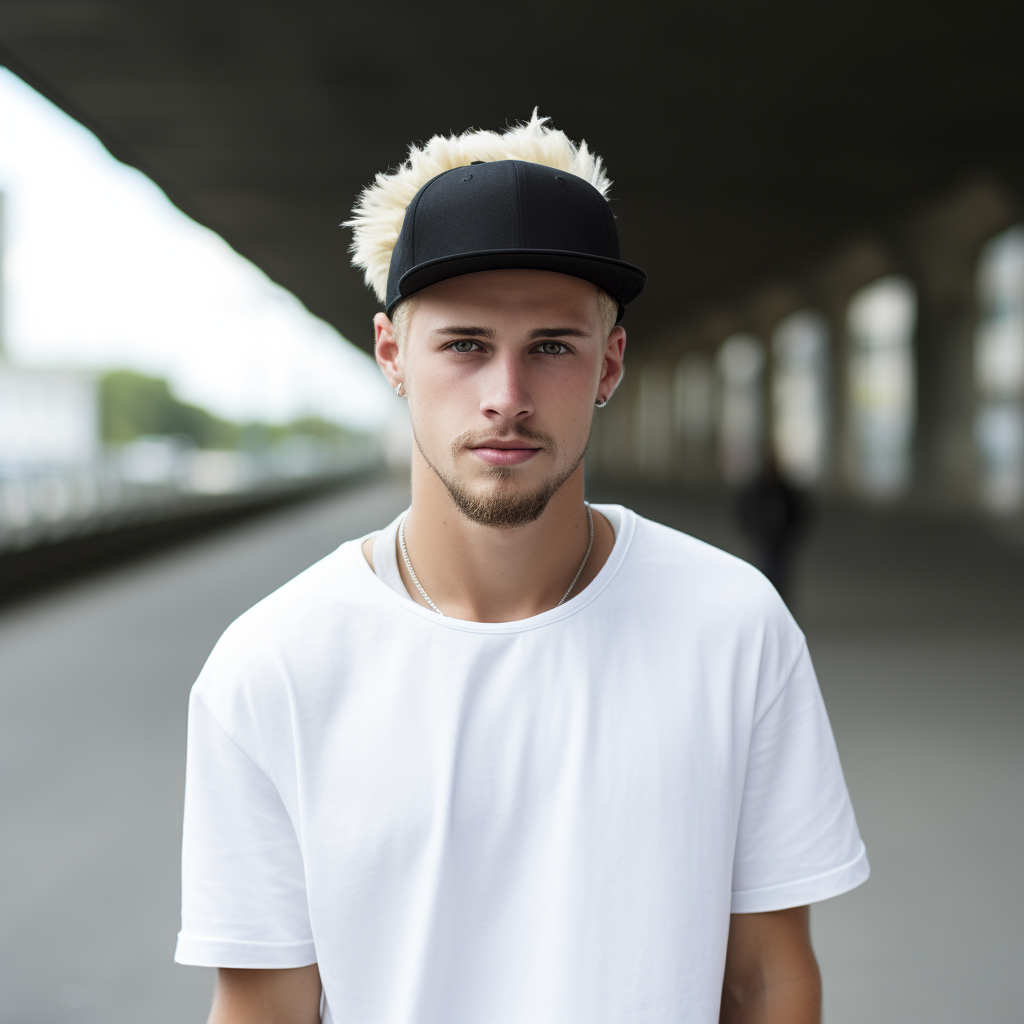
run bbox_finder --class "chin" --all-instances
[416,428,587,530]
[445,468,566,530]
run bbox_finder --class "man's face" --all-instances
[375,269,625,528]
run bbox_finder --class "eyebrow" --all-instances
[528,327,591,339]
[433,326,496,338]
[431,325,591,340]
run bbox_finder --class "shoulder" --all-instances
[222,539,364,644]
[613,506,783,614]
[606,506,803,676]
[190,538,379,725]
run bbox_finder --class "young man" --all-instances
[176,114,868,1024]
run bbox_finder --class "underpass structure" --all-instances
[2,2,1023,509]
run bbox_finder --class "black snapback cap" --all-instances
[385,159,646,320]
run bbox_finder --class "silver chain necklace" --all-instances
[398,504,595,617]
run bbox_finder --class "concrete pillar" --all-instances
[632,310,736,486]
[745,285,808,477]
[687,309,747,486]
[899,179,1019,506]
[635,360,675,479]
[809,238,899,493]
[674,350,715,483]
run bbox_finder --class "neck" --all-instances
[398,450,613,622]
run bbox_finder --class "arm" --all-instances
[719,906,821,1024]
[208,964,322,1024]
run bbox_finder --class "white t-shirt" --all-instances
[176,505,868,1024]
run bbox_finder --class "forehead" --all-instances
[409,269,602,329]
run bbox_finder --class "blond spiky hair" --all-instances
[344,110,612,305]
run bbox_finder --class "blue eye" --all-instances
[538,341,569,355]
[450,340,478,353]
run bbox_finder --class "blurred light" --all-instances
[974,226,1024,512]
[974,404,1024,511]
[772,311,830,486]
[716,334,765,485]
[847,276,916,498]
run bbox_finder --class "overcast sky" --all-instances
[0,68,395,431]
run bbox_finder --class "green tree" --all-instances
[99,370,239,448]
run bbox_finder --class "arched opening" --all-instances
[771,310,829,485]
[974,226,1024,512]
[716,334,765,485]
[846,276,916,497]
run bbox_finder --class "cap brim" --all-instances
[389,249,647,320]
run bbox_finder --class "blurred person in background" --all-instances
[174,114,868,1024]
[736,454,812,605]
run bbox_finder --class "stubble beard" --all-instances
[413,424,590,530]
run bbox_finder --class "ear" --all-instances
[374,312,402,389]
[597,326,627,403]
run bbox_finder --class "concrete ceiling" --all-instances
[1,0,1022,352]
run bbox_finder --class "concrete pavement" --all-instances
[0,479,412,1024]
[1,478,1021,1022]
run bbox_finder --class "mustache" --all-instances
[450,426,557,460]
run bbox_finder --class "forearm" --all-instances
[207,965,322,1024]
[719,968,821,1023]
[719,907,821,1024]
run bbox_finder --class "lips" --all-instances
[472,440,537,450]
[468,441,542,466]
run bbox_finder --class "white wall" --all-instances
[0,366,99,470]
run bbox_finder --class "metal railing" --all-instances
[0,439,383,555]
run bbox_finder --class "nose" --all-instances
[479,351,534,423]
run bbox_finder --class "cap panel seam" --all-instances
[406,168,456,271]
[604,200,618,258]
[507,162,521,248]
[404,185,422,271]
[515,162,530,247]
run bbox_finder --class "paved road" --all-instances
[1,478,1020,1023]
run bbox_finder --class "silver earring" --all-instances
[394,382,407,398]
[595,396,608,408]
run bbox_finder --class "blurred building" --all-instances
[0,364,99,474]
[0,191,101,479]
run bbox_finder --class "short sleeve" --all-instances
[731,643,869,913]
[174,691,316,968]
